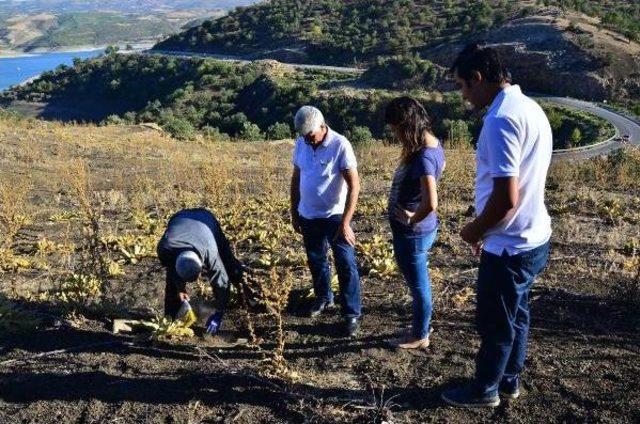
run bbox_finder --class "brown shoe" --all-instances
[389,335,430,350]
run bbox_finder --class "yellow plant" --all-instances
[101,233,157,264]
[598,198,624,222]
[623,239,639,256]
[358,235,398,278]
[141,316,195,340]
[0,248,32,272]
[107,260,125,277]
[54,273,102,303]
[49,211,77,222]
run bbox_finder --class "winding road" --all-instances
[538,97,640,160]
[147,49,640,160]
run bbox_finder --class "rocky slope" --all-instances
[424,8,640,101]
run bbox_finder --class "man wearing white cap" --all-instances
[157,208,243,336]
[290,106,362,337]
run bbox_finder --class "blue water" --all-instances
[0,49,104,91]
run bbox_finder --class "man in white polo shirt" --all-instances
[442,44,552,408]
[290,106,362,337]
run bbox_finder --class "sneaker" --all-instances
[441,385,500,408]
[204,311,224,336]
[308,298,334,318]
[499,377,521,399]
[344,317,359,337]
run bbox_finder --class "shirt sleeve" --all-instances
[338,141,357,170]
[292,139,302,168]
[415,150,438,178]
[484,116,521,178]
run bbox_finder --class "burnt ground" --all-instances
[0,120,639,423]
[1,263,639,424]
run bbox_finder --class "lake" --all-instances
[0,49,104,91]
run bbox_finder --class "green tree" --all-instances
[105,45,120,55]
[238,121,263,141]
[569,127,582,147]
[162,117,196,140]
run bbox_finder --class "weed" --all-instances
[358,235,398,279]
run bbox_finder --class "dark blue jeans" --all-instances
[392,227,438,339]
[299,215,362,318]
[475,241,550,396]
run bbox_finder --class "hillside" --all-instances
[0,53,614,149]
[0,110,638,423]
[423,9,640,101]
[153,1,640,102]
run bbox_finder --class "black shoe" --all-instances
[308,298,334,317]
[344,317,359,337]
[499,376,521,399]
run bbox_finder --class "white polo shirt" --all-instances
[293,127,357,219]
[476,85,553,256]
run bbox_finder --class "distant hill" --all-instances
[152,0,640,101]
[0,1,259,14]
[0,1,261,52]
[0,12,215,51]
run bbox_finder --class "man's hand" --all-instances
[461,222,484,257]
[178,291,190,302]
[335,223,356,246]
[461,221,485,244]
[393,206,415,226]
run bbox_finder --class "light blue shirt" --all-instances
[293,127,357,219]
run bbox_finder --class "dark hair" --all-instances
[384,96,434,163]
[450,43,509,84]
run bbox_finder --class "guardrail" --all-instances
[535,96,622,156]
[552,135,618,154]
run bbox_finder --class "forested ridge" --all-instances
[155,0,640,65]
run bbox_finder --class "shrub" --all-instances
[238,121,263,142]
[266,122,292,140]
[162,117,197,140]
[103,114,125,125]
[202,126,231,142]
[123,111,137,123]
[347,126,374,145]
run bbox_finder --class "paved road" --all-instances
[146,49,365,74]
[538,97,640,160]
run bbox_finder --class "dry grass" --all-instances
[0,114,638,375]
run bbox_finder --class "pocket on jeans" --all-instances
[513,244,548,276]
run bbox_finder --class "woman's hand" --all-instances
[393,206,416,226]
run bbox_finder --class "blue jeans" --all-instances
[299,215,362,318]
[392,227,438,339]
[475,241,550,396]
